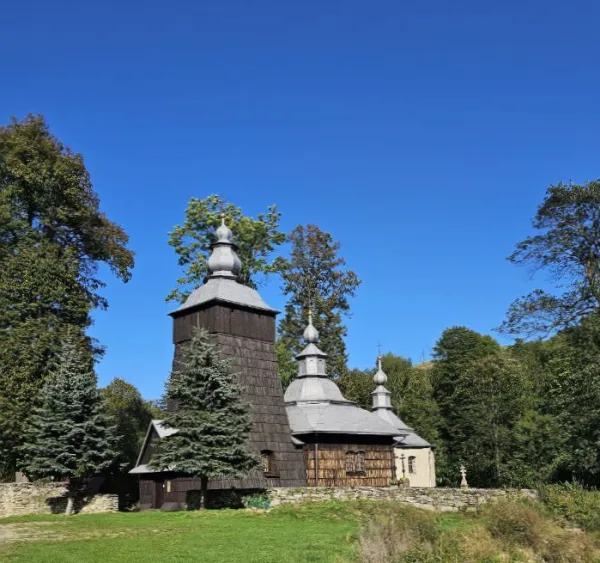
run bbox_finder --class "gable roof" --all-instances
[372,409,432,448]
[130,420,178,474]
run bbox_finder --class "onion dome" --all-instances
[373,357,388,385]
[371,357,392,411]
[207,217,242,279]
[173,220,277,315]
[370,355,432,446]
[284,317,400,438]
[303,310,319,343]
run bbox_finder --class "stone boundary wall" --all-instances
[0,483,119,517]
[267,486,538,511]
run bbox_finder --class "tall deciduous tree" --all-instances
[278,225,361,380]
[541,312,600,485]
[102,378,156,470]
[383,355,440,447]
[0,115,134,476]
[449,352,531,487]
[431,326,500,420]
[20,337,119,514]
[500,180,600,337]
[166,195,284,302]
[150,329,257,509]
[431,327,501,485]
[338,355,440,446]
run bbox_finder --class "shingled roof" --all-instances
[172,219,277,315]
[371,358,433,448]
[284,312,401,439]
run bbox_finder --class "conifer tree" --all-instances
[102,378,156,470]
[277,224,361,380]
[150,329,257,509]
[20,337,118,514]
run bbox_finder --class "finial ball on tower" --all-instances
[303,310,319,343]
[215,214,234,243]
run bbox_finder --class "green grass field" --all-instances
[1,499,598,563]
[0,503,361,563]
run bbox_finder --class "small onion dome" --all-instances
[215,216,234,243]
[374,357,388,385]
[303,311,319,343]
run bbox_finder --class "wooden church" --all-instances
[131,220,434,509]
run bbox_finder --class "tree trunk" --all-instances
[65,492,75,516]
[200,476,208,510]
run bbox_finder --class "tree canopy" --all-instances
[102,378,157,470]
[277,224,361,380]
[500,180,600,337]
[0,115,134,477]
[166,195,284,302]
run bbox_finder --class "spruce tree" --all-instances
[20,337,118,514]
[150,329,257,509]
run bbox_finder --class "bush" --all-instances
[480,499,546,549]
[242,493,270,510]
[185,490,203,510]
[480,498,596,563]
[539,483,600,532]
[544,530,596,563]
[358,503,439,563]
[357,498,598,563]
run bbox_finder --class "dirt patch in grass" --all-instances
[0,523,64,543]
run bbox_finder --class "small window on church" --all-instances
[355,451,365,473]
[165,480,172,493]
[346,451,355,474]
[261,450,278,476]
[346,451,365,475]
[408,456,416,474]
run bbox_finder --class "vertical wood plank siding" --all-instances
[303,443,394,487]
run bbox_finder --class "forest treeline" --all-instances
[339,318,600,488]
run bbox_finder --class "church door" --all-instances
[153,479,164,509]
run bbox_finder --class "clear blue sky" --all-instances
[2,1,599,399]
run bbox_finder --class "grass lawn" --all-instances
[0,503,361,563]
[2,498,597,563]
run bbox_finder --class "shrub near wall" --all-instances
[0,483,119,517]
[539,483,600,532]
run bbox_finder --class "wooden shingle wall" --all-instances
[170,302,307,489]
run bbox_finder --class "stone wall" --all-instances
[267,486,537,511]
[0,483,119,517]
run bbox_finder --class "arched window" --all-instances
[261,450,278,476]
[408,456,416,474]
